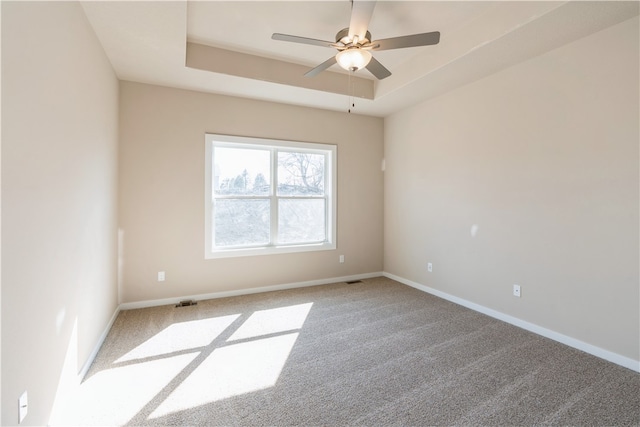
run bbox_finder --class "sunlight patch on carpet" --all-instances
[115,314,241,363]
[149,332,300,418]
[57,353,199,426]
[228,302,313,341]
[149,302,313,419]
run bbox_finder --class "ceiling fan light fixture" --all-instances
[336,48,372,72]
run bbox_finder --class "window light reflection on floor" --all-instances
[55,302,314,425]
[228,302,313,341]
[59,353,199,426]
[115,314,241,363]
[150,302,313,419]
[150,332,300,419]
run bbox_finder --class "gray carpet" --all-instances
[81,277,639,426]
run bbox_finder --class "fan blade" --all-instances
[304,56,338,77]
[373,31,440,51]
[348,0,376,41]
[272,33,335,48]
[366,56,391,80]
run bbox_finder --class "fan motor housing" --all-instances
[336,28,371,45]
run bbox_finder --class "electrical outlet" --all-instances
[158,271,166,282]
[513,284,521,297]
[18,391,27,424]
[427,263,433,272]
[339,255,345,263]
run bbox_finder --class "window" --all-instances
[205,134,337,258]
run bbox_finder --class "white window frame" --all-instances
[205,134,337,259]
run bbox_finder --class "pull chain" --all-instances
[348,70,352,113]
[347,69,356,113]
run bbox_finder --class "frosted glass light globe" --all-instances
[336,49,372,71]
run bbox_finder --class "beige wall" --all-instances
[1,4,635,425]
[384,17,639,362]
[118,82,384,303]
[1,2,119,425]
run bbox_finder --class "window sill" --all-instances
[205,242,336,259]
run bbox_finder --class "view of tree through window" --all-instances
[207,137,335,255]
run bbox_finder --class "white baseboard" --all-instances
[79,305,121,381]
[80,272,381,382]
[119,271,384,311]
[81,271,639,379]
[384,272,640,373]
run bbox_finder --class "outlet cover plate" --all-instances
[513,284,521,297]
[19,391,27,424]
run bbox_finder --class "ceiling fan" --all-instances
[272,0,440,80]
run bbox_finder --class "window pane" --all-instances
[278,199,325,244]
[214,147,270,196]
[215,199,270,247]
[277,152,324,196]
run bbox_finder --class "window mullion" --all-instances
[324,152,330,242]
[270,148,278,246]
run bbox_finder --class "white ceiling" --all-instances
[81,1,639,117]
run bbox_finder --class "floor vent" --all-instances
[175,300,197,308]
[346,280,363,284]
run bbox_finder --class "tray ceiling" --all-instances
[81,1,639,117]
